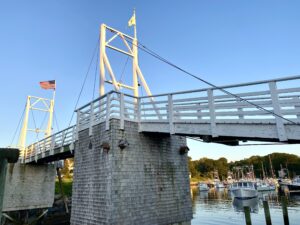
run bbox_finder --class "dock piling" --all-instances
[263,200,272,225]
[281,196,289,225]
[243,206,252,225]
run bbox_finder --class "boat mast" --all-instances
[269,155,275,178]
[261,161,266,180]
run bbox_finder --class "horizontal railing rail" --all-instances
[23,75,300,162]
[24,125,76,163]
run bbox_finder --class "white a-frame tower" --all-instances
[99,10,152,97]
[18,92,55,160]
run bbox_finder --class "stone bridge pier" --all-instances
[71,119,192,225]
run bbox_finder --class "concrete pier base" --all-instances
[3,163,56,212]
[71,119,192,225]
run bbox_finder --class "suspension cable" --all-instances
[39,112,48,131]
[92,46,99,101]
[10,104,26,147]
[107,28,298,125]
[58,39,99,148]
[118,56,129,83]
[54,111,60,132]
[67,39,99,129]
[30,110,40,143]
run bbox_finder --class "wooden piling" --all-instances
[244,206,252,225]
[56,168,69,214]
[263,200,272,225]
[281,196,289,225]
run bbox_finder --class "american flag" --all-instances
[39,80,56,90]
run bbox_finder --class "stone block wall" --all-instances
[3,163,56,211]
[71,119,192,225]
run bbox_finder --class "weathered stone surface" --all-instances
[71,119,192,225]
[3,163,56,211]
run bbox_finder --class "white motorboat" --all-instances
[286,176,300,194]
[198,182,209,191]
[256,181,276,191]
[214,179,225,189]
[231,181,258,199]
[233,197,259,213]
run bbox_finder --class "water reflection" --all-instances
[191,186,300,225]
[208,188,229,200]
[232,197,259,213]
[199,191,208,200]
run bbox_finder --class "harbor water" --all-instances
[191,187,300,225]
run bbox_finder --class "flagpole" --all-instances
[133,8,137,39]
[132,8,138,98]
[45,84,56,137]
[51,86,56,133]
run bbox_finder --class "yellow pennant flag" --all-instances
[128,13,136,27]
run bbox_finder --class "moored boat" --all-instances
[198,182,209,192]
[214,180,225,189]
[233,197,259,213]
[256,181,276,191]
[286,176,300,194]
[231,181,258,199]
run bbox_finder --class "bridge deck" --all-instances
[23,76,300,163]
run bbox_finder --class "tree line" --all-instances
[188,153,300,181]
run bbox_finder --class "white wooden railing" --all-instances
[24,75,300,162]
[24,125,76,163]
[76,91,139,134]
[139,76,300,140]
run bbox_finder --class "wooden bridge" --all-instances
[23,75,300,164]
[7,18,300,225]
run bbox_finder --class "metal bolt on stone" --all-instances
[118,139,129,150]
[179,146,189,155]
[101,141,110,153]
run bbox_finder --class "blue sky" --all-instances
[1,0,300,161]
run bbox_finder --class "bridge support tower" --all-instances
[71,119,192,225]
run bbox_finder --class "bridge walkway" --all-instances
[23,75,300,163]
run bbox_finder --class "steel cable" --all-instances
[107,28,298,125]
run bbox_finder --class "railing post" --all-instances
[197,103,202,121]
[137,98,141,132]
[50,134,55,156]
[41,139,46,159]
[22,147,27,163]
[60,131,66,147]
[207,89,218,137]
[237,99,244,121]
[269,81,287,141]
[89,102,94,136]
[293,96,300,122]
[60,131,66,153]
[168,94,175,134]
[106,93,111,130]
[69,126,76,153]
[34,144,38,162]
[76,110,80,140]
[30,144,34,161]
[120,93,125,130]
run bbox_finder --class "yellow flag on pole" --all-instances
[128,13,136,27]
